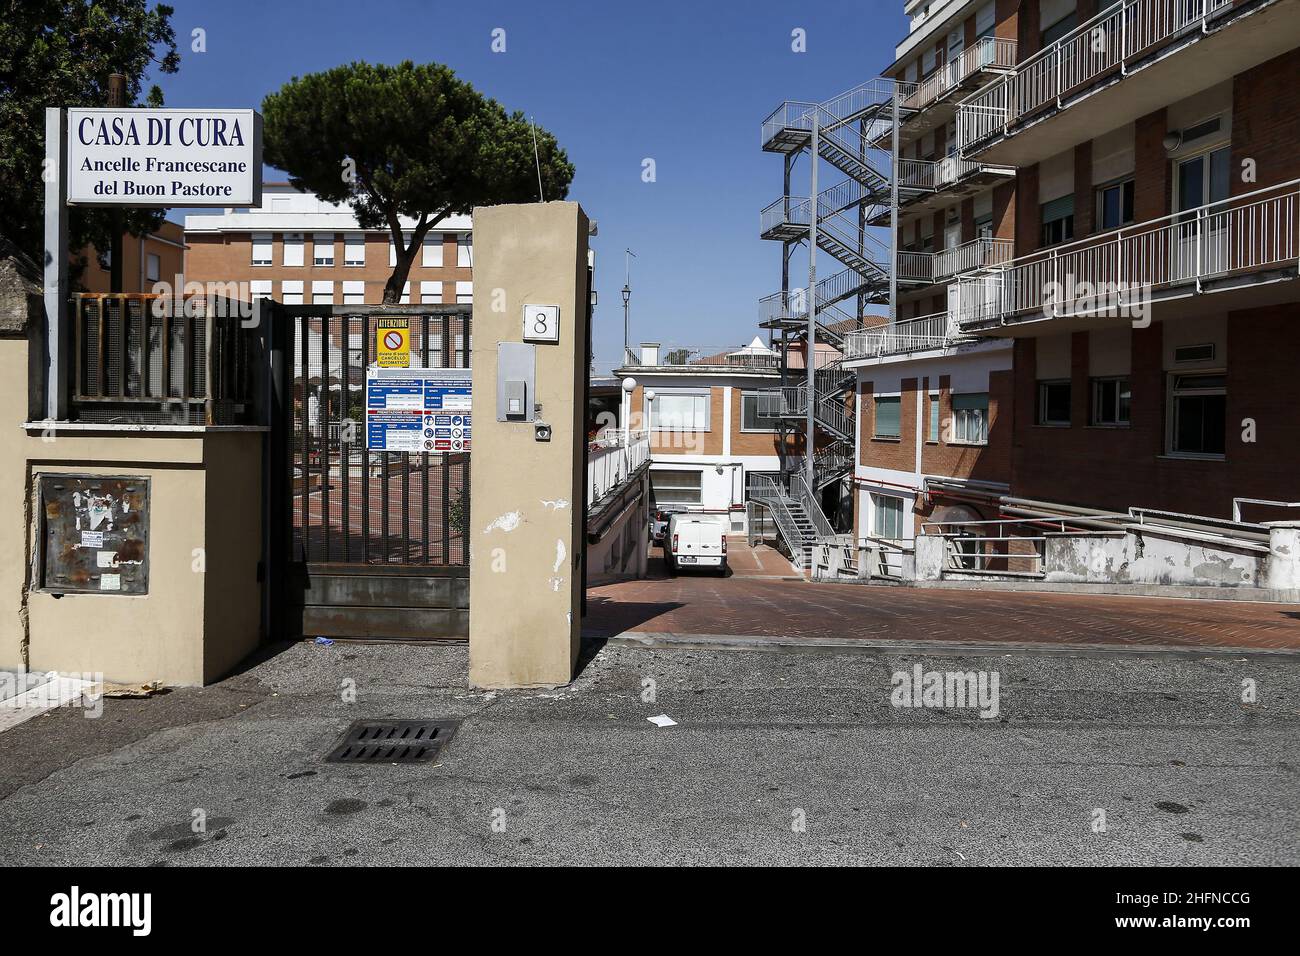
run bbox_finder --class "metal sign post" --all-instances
[43,108,70,422]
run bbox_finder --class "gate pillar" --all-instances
[468,203,590,688]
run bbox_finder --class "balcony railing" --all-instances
[621,346,781,370]
[935,237,1013,280]
[588,429,650,508]
[902,36,1019,113]
[896,238,1014,284]
[843,312,967,358]
[958,0,1235,153]
[71,293,259,425]
[956,180,1300,328]
[896,155,983,192]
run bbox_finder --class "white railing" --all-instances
[587,429,650,507]
[896,238,1014,285]
[956,179,1300,327]
[624,347,781,370]
[958,0,1235,152]
[761,100,819,148]
[897,155,985,193]
[791,472,836,539]
[903,36,1019,113]
[935,237,1013,281]
[897,251,935,282]
[843,312,964,359]
[819,78,915,130]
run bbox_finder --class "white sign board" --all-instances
[66,108,261,207]
[523,304,560,343]
[365,367,473,453]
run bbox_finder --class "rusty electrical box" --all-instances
[37,475,150,594]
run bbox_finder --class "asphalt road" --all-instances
[0,639,1295,866]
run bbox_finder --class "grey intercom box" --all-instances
[496,341,536,422]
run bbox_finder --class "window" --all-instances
[651,469,703,506]
[455,280,473,304]
[741,392,781,432]
[976,1,996,39]
[280,280,303,305]
[951,393,989,444]
[1091,377,1131,426]
[311,280,333,305]
[251,233,272,266]
[389,232,412,267]
[1037,379,1071,425]
[423,235,444,267]
[872,493,905,541]
[649,390,710,432]
[1096,178,1135,231]
[457,233,473,267]
[249,280,272,300]
[342,280,365,305]
[928,393,940,442]
[145,253,161,283]
[313,233,335,266]
[420,281,443,304]
[1176,146,1231,212]
[1169,373,1226,456]
[1041,196,1075,247]
[874,396,902,439]
[1174,343,1215,364]
[400,281,411,304]
[344,233,365,266]
[283,233,304,267]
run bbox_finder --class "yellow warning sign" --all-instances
[376,317,410,368]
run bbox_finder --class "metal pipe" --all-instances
[805,110,818,488]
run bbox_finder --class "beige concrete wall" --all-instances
[0,334,264,687]
[468,202,589,688]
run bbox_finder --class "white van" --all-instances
[665,514,727,575]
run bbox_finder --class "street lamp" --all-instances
[621,284,631,361]
[621,377,636,471]
[622,248,636,360]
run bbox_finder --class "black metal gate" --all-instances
[269,303,472,641]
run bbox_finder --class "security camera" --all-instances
[534,421,552,442]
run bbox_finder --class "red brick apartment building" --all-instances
[77,219,187,294]
[947,0,1300,525]
[183,182,473,305]
[762,0,1300,566]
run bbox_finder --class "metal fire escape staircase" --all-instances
[754,79,915,567]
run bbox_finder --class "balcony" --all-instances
[842,312,971,359]
[871,156,1015,225]
[896,237,1015,285]
[957,0,1300,167]
[955,179,1300,332]
[901,37,1019,115]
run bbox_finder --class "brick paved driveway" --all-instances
[586,555,1300,652]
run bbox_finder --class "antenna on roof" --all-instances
[530,116,545,202]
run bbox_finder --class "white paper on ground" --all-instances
[647,714,678,728]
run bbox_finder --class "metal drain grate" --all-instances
[324,720,458,764]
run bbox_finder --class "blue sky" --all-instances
[159,0,907,370]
